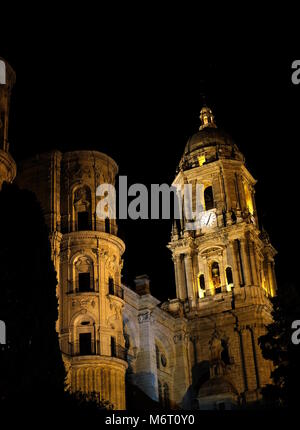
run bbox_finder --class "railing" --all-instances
[111,344,127,361]
[62,341,127,360]
[108,283,124,300]
[67,280,99,294]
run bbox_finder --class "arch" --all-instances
[69,311,96,356]
[154,333,175,371]
[70,310,96,330]
[70,249,97,266]
[204,186,214,211]
[199,244,224,258]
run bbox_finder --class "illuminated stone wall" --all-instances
[0,58,16,189]
[15,105,278,410]
[17,150,127,410]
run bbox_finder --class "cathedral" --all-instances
[0,58,277,410]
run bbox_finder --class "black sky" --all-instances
[1,25,299,301]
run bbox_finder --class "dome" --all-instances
[197,376,238,398]
[178,105,244,171]
[184,127,236,156]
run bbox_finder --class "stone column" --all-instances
[271,261,277,295]
[177,255,187,300]
[185,254,195,304]
[135,311,158,401]
[240,328,257,392]
[229,241,241,290]
[219,255,227,293]
[267,260,275,296]
[240,238,252,286]
[203,256,213,296]
[173,255,180,298]
[249,241,259,286]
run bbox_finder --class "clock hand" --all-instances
[206,213,211,225]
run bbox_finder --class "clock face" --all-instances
[200,211,217,229]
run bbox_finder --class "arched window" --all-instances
[105,217,110,233]
[74,256,94,293]
[163,383,170,409]
[204,186,214,210]
[226,267,233,289]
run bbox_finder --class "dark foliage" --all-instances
[0,183,115,417]
[0,182,66,406]
[259,284,300,408]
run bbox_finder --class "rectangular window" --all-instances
[78,211,90,231]
[109,277,114,295]
[111,336,116,357]
[79,333,92,355]
[78,272,91,292]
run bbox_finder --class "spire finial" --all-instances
[199,104,217,130]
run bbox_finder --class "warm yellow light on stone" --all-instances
[244,182,254,215]
[197,275,205,299]
[198,155,206,167]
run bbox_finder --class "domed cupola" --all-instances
[178,105,244,172]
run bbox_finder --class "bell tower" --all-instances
[0,58,16,189]
[168,105,277,406]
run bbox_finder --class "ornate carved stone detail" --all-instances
[138,311,154,324]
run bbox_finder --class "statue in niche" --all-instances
[74,186,90,204]
[210,334,223,361]
[211,261,221,289]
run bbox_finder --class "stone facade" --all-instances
[1,59,277,410]
[0,58,16,189]
[122,107,277,410]
[16,151,127,409]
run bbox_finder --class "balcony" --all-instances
[62,340,127,361]
[108,283,124,300]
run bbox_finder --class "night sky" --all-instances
[2,30,299,302]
